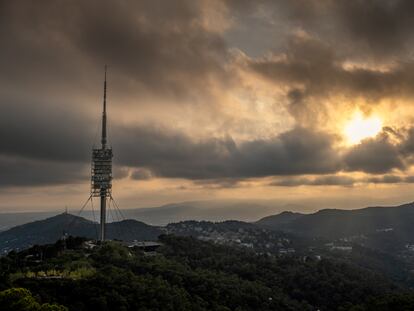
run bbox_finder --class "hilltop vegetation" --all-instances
[0,287,67,311]
[1,235,414,311]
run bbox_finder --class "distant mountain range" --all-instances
[0,200,304,230]
[120,201,286,225]
[0,213,162,254]
[256,202,414,251]
[3,201,414,255]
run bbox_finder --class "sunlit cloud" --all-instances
[344,111,382,145]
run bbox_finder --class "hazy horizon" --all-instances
[2,196,414,212]
[2,196,414,237]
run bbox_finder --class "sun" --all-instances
[344,111,382,145]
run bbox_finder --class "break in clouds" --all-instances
[3,0,414,189]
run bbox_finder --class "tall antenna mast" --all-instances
[101,65,107,149]
[91,65,113,242]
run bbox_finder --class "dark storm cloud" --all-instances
[344,134,405,174]
[0,109,340,186]
[0,99,93,163]
[399,127,414,155]
[332,0,414,56]
[270,175,355,187]
[263,0,414,57]
[116,126,340,179]
[2,105,414,187]
[0,155,87,187]
[250,35,414,102]
[116,125,414,182]
[0,100,94,187]
[0,0,231,101]
[367,175,404,184]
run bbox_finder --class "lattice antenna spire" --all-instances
[101,65,107,148]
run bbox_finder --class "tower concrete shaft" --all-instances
[100,193,106,241]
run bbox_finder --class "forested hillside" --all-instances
[1,235,414,311]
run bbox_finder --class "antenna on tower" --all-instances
[101,65,107,149]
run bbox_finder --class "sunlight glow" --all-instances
[344,112,382,145]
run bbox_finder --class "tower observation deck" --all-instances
[91,66,113,241]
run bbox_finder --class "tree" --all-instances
[0,287,67,311]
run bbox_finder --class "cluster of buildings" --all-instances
[165,221,298,256]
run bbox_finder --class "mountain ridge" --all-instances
[256,202,414,241]
[4,201,414,255]
[0,213,162,254]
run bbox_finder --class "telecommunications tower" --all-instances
[91,66,113,241]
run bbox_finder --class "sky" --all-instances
[3,0,414,212]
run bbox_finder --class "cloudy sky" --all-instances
[3,0,414,212]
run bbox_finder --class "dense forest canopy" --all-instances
[0,235,414,311]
